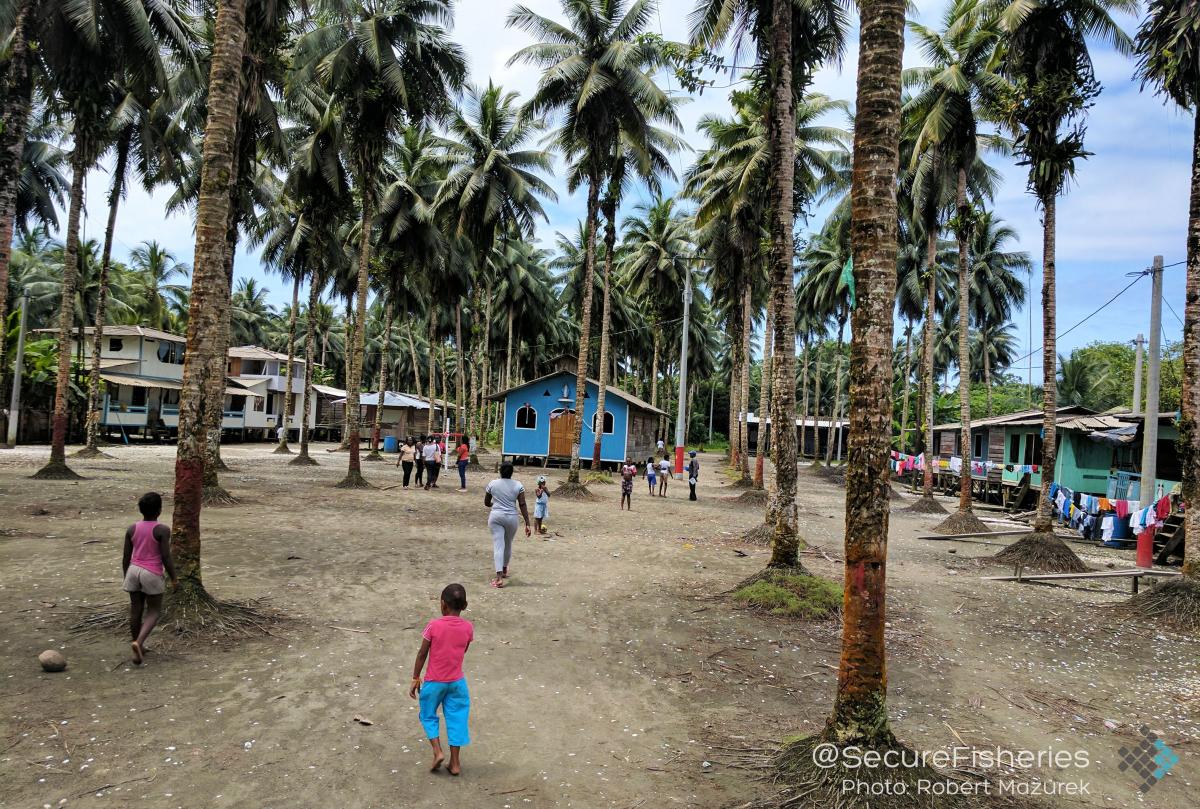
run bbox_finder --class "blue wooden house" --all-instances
[488,371,665,467]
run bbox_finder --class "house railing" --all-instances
[1108,472,1140,501]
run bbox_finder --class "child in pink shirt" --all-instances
[122,492,177,664]
[409,583,473,775]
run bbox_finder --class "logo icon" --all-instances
[1118,725,1179,793]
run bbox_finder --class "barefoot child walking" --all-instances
[410,583,473,776]
[122,492,177,664]
[619,458,637,511]
[645,456,657,495]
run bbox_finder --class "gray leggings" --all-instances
[489,513,519,573]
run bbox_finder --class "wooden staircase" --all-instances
[1155,513,1186,566]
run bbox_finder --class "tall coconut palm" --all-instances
[992,0,1133,570]
[170,0,250,604]
[691,0,849,565]
[904,0,1004,529]
[293,0,466,488]
[129,241,191,330]
[509,0,673,485]
[806,0,906,769]
[32,0,191,478]
[435,82,554,459]
[1134,0,1200,614]
[968,211,1029,413]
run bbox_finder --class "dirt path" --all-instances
[0,446,1196,808]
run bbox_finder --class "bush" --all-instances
[732,571,842,620]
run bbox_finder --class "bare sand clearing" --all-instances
[1,445,1196,807]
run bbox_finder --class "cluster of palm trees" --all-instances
[6,0,1200,786]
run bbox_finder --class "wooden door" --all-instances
[549,409,576,457]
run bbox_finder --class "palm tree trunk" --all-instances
[275,273,301,454]
[0,0,35,410]
[407,324,423,397]
[291,274,319,465]
[922,227,937,497]
[567,177,601,485]
[427,307,438,436]
[33,141,90,479]
[650,334,660,428]
[169,0,249,597]
[337,154,374,488]
[800,340,810,458]
[984,339,993,417]
[824,0,905,749]
[812,346,823,460]
[592,192,618,468]
[340,296,353,447]
[825,321,845,465]
[455,305,464,432]
[81,129,131,457]
[755,297,774,487]
[899,319,913,453]
[955,166,974,514]
[479,278,494,440]
[202,207,238,496]
[763,0,800,568]
[728,288,745,468]
[1180,110,1200,584]
[367,301,393,461]
[1033,193,1059,532]
[498,304,513,450]
[738,281,752,482]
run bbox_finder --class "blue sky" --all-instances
[74,0,1189,385]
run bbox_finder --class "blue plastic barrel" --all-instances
[383,436,399,453]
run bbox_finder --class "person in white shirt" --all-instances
[658,455,671,497]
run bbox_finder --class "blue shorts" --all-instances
[647,474,657,485]
[419,677,470,747]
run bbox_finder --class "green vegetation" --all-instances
[732,571,842,620]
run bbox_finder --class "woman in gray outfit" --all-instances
[484,463,531,588]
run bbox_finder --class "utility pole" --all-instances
[1139,257,1163,510]
[1132,333,1145,416]
[5,292,30,448]
[673,262,692,477]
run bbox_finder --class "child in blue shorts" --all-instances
[410,583,473,775]
[645,456,657,495]
[533,476,550,534]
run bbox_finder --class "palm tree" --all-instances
[691,0,848,564]
[509,0,673,485]
[622,196,692,432]
[992,0,1133,570]
[1132,0,1200,615]
[170,0,251,605]
[435,82,554,459]
[33,0,191,478]
[129,241,190,330]
[905,0,1003,529]
[230,277,275,346]
[293,0,466,488]
[807,0,906,771]
[968,211,1029,413]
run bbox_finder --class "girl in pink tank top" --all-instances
[122,493,177,664]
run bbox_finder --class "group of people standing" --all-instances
[619,449,700,509]
[395,435,473,492]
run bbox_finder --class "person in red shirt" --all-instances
[410,583,473,775]
[455,438,470,491]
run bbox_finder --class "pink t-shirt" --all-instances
[422,615,473,683]
[130,520,165,575]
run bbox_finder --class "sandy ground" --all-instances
[0,444,1197,809]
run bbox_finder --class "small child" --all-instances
[122,492,177,664]
[533,476,550,535]
[645,456,657,495]
[620,458,636,510]
[658,455,671,497]
[410,583,473,776]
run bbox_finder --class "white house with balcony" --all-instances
[225,345,313,437]
[44,327,315,441]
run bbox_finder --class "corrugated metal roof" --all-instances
[38,325,184,342]
[933,405,1096,432]
[227,345,306,363]
[312,384,346,397]
[356,391,430,409]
